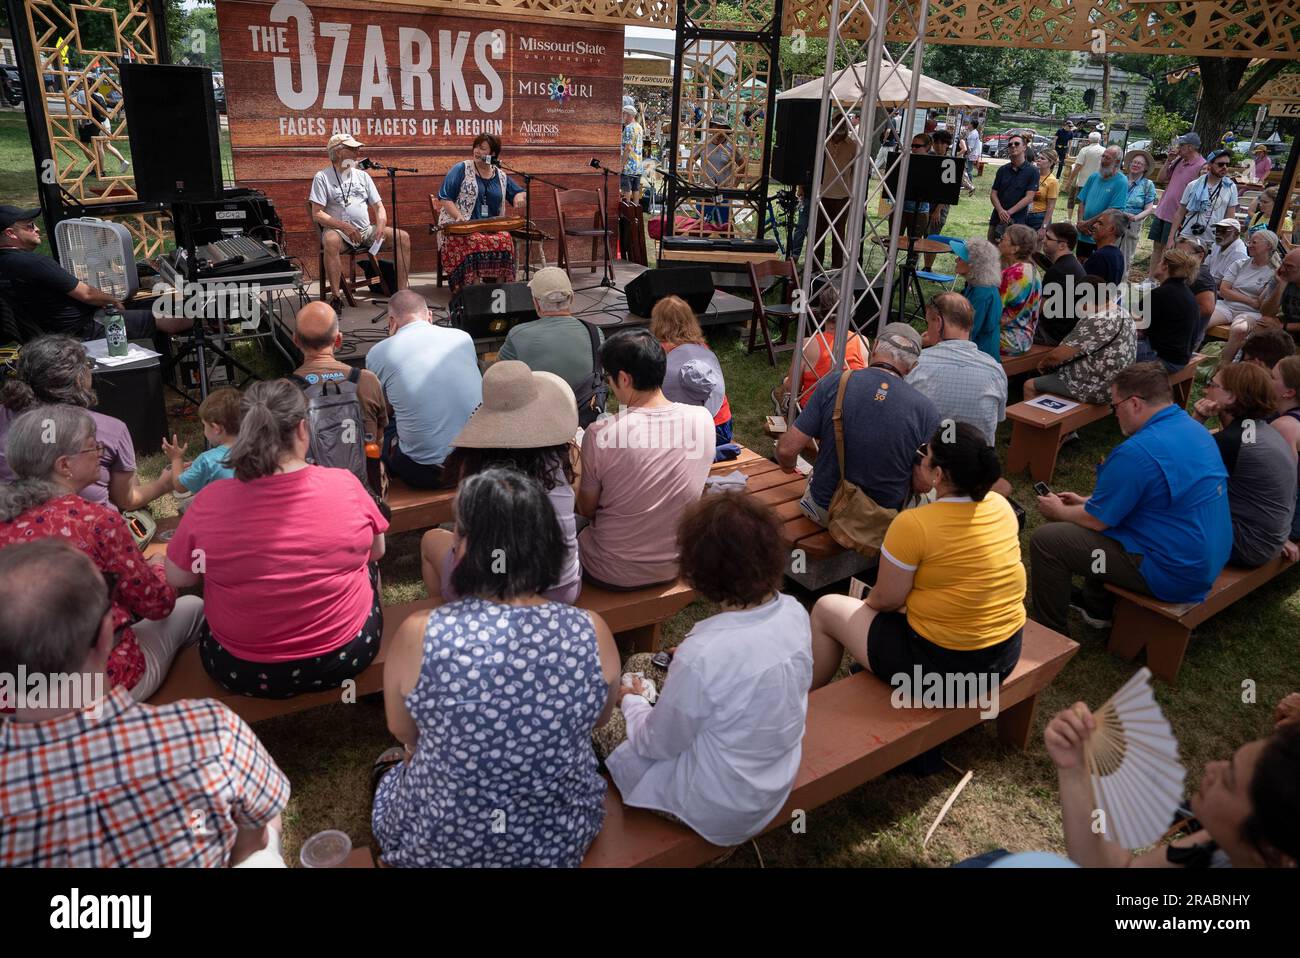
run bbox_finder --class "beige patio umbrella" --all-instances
[777,62,999,109]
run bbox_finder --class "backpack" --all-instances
[291,367,372,493]
[573,319,608,428]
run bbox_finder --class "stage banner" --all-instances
[215,0,624,276]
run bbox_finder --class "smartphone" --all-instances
[1033,481,1052,497]
[650,650,674,670]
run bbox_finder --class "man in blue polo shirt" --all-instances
[1028,361,1232,634]
[1075,146,1128,259]
[988,133,1038,242]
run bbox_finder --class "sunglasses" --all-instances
[913,442,931,466]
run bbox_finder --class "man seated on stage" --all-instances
[435,133,527,294]
[309,133,411,312]
[777,323,940,528]
[497,267,603,415]
[0,205,190,341]
[577,329,714,590]
[366,289,482,490]
[0,538,290,867]
[291,301,388,445]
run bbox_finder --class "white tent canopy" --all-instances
[777,62,999,109]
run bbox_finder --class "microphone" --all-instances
[358,157,379,170]
[488,156,501,167]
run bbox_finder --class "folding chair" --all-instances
[747,258,799,366]
[555,188,613,283]
[916,233,959,288]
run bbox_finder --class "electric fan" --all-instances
[54,217,138,302]
[1084,667,1186,850]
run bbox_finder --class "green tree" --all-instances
[919,46,1072,106]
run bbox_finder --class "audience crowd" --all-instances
[4,134,1300,872]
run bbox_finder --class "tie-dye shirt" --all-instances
[998,261,1042,356]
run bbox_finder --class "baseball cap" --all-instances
[327,132,364,150]
[0,205,42,230]
[1214,219,1241,230]
[948,237,971,262]
[528,266,574,304]
[1176,132,1201,148]
[877,322,922,359]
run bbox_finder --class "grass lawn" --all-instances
[4,112,1297,867]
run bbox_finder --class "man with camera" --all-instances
[1167,149,1239,248]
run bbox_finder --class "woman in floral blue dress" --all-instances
[372,468,621,867]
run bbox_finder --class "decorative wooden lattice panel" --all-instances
[1250,73,1300,104]
[379,0,675,27]
[23,0,170,255]
[784,0,1300,58]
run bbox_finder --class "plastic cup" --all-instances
[299,830,352,868]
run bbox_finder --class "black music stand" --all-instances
[161,201,263,404]
[495,160,566,281]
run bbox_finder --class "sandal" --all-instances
[370,746,406,797]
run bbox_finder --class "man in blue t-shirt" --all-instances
[1029,362,1232,634]
[777,323,941,524]
[1075,146,1128,258]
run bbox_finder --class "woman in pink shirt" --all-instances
[166,379,388,698]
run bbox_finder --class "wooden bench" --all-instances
[1005,354,1207,483]
[578,620,1079,867]
[1000,344,1052,378]
[148,581,700,723]
[1105,554,1299,683]
[384,477,455,535]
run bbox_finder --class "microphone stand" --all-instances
[361,159,417,322]
[650,165,694,264]
[589,160,619,289]
[493,160,568,281]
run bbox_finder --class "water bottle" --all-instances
[104,305,128,358]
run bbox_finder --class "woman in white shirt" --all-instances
[1216,229,1281,362]
[592,492,813,847]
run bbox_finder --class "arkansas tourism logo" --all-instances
[519,121,560,140]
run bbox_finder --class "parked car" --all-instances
[983,128,1050,158]
[0,65,23,107]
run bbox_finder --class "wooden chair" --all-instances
[555,188,613,282]
[746,258,799,366]
[309,201,380,306]
[427,194,446,287]
[618,199,648,266]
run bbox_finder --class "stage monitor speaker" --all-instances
[625,266,713,317]
[770,100,820,186]
[883,152,964,206]
[449,282,538,339]
[120,63,222,204]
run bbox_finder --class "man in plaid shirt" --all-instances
[0,539,290,867]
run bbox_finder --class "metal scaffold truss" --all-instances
[786,0,930,422]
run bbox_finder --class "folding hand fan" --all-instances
[1083,667,1186,850]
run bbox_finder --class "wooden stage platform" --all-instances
[271,262,755,368]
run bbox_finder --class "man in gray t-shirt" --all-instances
[498,268,601,399]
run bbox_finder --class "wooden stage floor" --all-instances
[273,261,755,367]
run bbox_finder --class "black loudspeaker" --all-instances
[121,63,222,204]
[625,266,714,317]
[449,282,538,339]
[91,342,167,456]
[770,99,820,186]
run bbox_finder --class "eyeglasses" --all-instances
[911,141,928,149]
[1211,161,1230,169]
[1206,379,1226,392]
[913,442,930,465]
[1109,395,1135,414]
[75,441,106,458]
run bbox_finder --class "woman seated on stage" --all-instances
[435,133,527,294]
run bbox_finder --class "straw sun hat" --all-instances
[453,361,578,449]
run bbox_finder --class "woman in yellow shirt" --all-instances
[1028,149,1060,234]
[809,421,1026,693]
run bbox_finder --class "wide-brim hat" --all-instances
[1253,143,1269,154]
[453,362,578,449]
[1125,149,1155,175]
